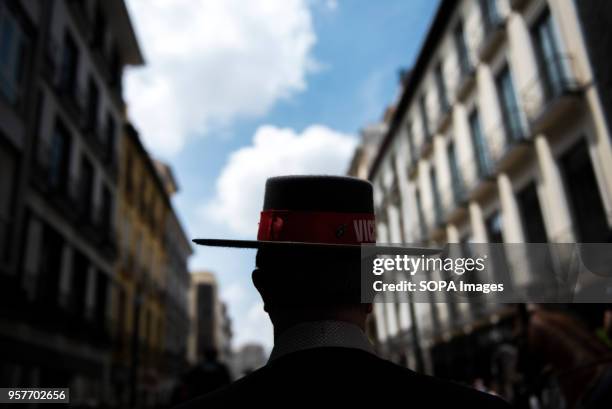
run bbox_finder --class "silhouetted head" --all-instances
[252,245,372,335]
[251,176,376,335]
[194,175,378,336]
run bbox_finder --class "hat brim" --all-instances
[192,238,441,255]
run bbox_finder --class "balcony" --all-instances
[484,112,532,174]
[410,223,429,245]
[459,155,495,201]
[420,135,434,158]
[407,160,418,180]
[454,60,477,101]
[477,12,506,62]
[435,102,453,135]
[474,140,496,182]
[440,178,469,224]
[407,138,419,179]
[521,54,584,135]
[509,0,529,11]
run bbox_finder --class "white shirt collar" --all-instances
[268,320,375,363]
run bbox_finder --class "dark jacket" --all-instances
[176,347,510,408]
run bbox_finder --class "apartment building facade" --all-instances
[0,0,143,405]
[115,123,192,407]
[188,271,233,364]
[366,0,612,381]
[161,170,193,386]
[347,122,387,180]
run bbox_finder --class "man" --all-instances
[181,175,509,407]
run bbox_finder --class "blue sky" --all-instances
[125,0,439,350]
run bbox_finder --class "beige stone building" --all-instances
[188,271,233,364]
[365,0,612,378]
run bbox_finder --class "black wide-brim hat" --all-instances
[193,175,438,255]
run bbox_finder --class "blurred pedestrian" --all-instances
[519,304,612,409]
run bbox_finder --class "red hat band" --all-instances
[257,210,376,245]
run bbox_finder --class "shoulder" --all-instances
[173,365,272,408]
[361,354,509,407]
[174,349,510,408]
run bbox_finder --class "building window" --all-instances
[59,31,79,95]
[406,121,417,167]
[468,109,491,178]
[122,218,131,253]
[430,166,443,225]
[454,21,472,76]
[516,182,547,242]
[419,94,431,143]
[485,211,506,281]
[447,142,464,205]
[70,250,88,319]
[0,147,15,261]
[49,121,72,190]
[109,45,121,88]
[94,271,108,336]
[485,211,503,243]
[0,5,28,105]
[92,5,107,50]
[560,139,611,242]
[415,190,427,241]
[78,155,94,221]
[105,113,116,162]
[38,224,64,307]
[495,65,524,142]
[100,185,112,233]
[116,288,126,336]
[86,76,99,130]
[531,9,566,100]
[434,62,449,114]
[479,0,501,31]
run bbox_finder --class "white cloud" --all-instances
[220,283,273,351]
[125,0,317,155]
[235,301,273,351]
[324,0,339,11]
[220,282,247,307]
[203,125,357,236]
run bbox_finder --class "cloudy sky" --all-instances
[124,0,439,352]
